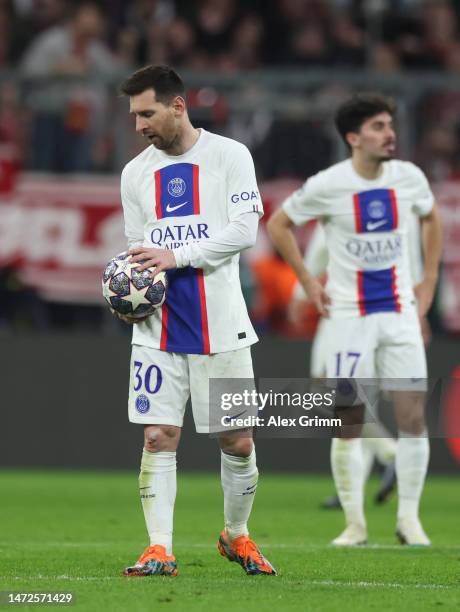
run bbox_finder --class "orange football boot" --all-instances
[218,530,277,575]
[123,544,178,576]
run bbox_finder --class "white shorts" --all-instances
[323,309,427,391]
[128,345,254,433]
[310,318,330,378]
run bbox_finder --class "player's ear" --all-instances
[346,131,360,149]
[172,95,186,116]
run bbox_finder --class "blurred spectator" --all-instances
[254,114,333,180]
[415,124,460,182]
[370,42,401,73]
[330,11,366,66]
[193,0,239,58]
[9,0,68,64]
[229,13,265,70]
[21,1,121,172]
[250,250,298,336]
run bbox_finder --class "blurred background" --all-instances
[1,0,459,472]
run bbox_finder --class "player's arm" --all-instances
[288,225,328,324]
[130,212,259,273]
[267,179,330,316]
[115,165,148,324]
[292,224,328,300]
[121,165,144,250]
[414,203,443,318]
[131,143,262,272]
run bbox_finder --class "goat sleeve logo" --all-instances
[167,178,187,198]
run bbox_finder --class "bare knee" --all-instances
[219,434,253,457]
[144,425,181,452]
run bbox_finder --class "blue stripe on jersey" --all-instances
[354,189,398,234]
[156,163,198,218]
[359,267,400,315]
[164,268,206,353]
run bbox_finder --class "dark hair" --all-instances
[119,65,185,104]
[335,93,396,146]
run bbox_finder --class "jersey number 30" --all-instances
[133,361,162,394]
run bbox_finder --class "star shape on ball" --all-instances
[123,284,152,310]
[104,285,119,299]
[112,257,134,275]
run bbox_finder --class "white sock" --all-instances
[396,431,430,521]
[139,449,177,555]
[331,438,366,528]
[361,437,375,480]
[221,447,258,541]
[362,422,397,466]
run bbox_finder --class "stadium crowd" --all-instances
[1,0,460,72]
[0,0,459,176]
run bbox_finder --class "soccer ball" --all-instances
[102,251,167,319]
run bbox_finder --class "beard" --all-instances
[146,132,178,152]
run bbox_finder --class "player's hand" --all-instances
[414,276,437,318]
[129,247,177,273]
[301,277,330,317]
[110,308,149,325]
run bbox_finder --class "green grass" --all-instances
[0,471,459,611]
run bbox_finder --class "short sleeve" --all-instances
[282,172,327,226]
[121,165,144,248]
[226,143,264,221]
[409,164,435,217]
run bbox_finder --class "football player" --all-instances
[268,93,442,546]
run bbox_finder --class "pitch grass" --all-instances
[0,472,459,612]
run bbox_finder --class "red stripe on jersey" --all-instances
[197,269,210,354]
[391,266,401,312]
[193,164,200,215]
[357,270,366,316]
[353,193,363,232]
[155,170,162,219]
[160,302,168,350]
[389,189,398,229]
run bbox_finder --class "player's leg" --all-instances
[392,391,430,544]
[326,316,378,545]
[330,404,367,545]
[217,432,275,575]
[189,347,276,575]
[218,433,258,543]
[136,424,180,560]
[361,419,397,504]
[311,319,345,510]
[377,311,430,545]
[124,346,190,576]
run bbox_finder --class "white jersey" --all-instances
[121,129,263,354]
[293,211,424,299]
[283,159,434,318]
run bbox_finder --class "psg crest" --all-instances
[167,177,187,198]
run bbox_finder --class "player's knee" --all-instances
[144,425,180,452]
[219,436,253,457]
